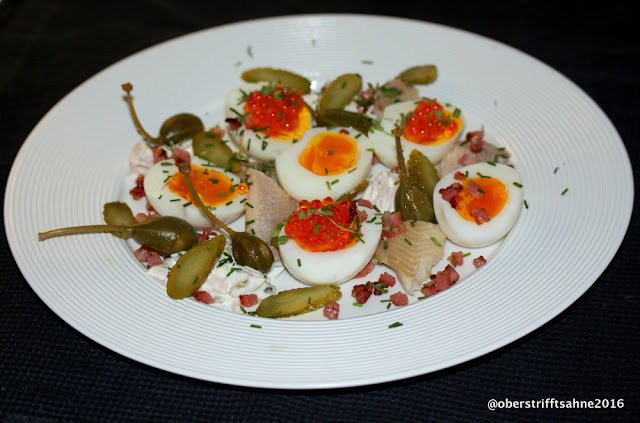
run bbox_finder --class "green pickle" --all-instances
[256,285,342,318]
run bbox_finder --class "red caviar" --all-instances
[243,86,308,138]
[284,197,360,252]
[403,99,460,145]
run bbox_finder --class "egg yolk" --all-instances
[298,132,359,176]
[167,165,246,207]
[403,99,462,145]
[455,177,507,222]
[284,198,360,252]
[243,86,311,141]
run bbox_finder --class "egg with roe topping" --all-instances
[433,162,523,247]
[369,98,464,168]
[277,198,383,285]
[275,127,373,202]
[225,82,314,160]
[144,156,248,229]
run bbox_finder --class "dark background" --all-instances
[1,0,638,421]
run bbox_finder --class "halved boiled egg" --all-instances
[225,82,314,160]
[369,99,464,168]
[433,162,523,247]
[275,127,373,202]
[144,156,248,229]
[277,198,383,285]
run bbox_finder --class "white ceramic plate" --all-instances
[5,15,633,389]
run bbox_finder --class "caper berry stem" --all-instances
[121,82,162,144]
[38,224,132,241]
[394,125,409,182]
[177,162,235,235]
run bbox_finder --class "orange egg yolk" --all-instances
[403,99,462,145]
[167,165,247,207]
[284,198,360,252]
[243,86,311,141]
[298,132,359,176]
[455,177,507,222]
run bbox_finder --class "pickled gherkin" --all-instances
[256,285,342,318]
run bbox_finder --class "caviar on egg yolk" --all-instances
[454,177,508,223]
[167,164,248,208]
[284,198,360,252]
[403,99,462,145]
[243,86,311,141]
[298,132,359,176]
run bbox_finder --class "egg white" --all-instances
[433,162,523,247]
[144,156,247,229]
[225,82,316,161]
[275,127,373,202]
[278,205,383,285]
[368,100,464,168]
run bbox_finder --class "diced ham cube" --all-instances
[193,291,215,304]
[172,146,191,165]
[473,256,487,268]
[390,292,409,307]
[379,272,396,287]
[466,180,484,199]
[323,301,340,320]
[354,261,375,278]
[239,294,259,308]
[470,207,491,224]
[448,251,464,267]
[421,285,439,297]
[356,199,374,209]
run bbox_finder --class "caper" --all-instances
[121,83,204,145]
[393,126,435,222]
[319,73,362,111]
[38,215,198,256]
[256,285,342,318]
[166,235,226,299]
[241,67,311,94]
[396,65,438,85]
[192,131,241,172]
[158,113,204,145]
[177,163,274,273]
[315,109,373,135]
[103,202,135,239]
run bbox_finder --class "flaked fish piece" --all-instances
[375,221,446,295]
[244,167,298,244]
[372,79,420,119]
[437,137,511,177]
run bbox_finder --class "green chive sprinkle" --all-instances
[388,322,403,328]
[513,182,523,188]
[182,201,192,207]
[561,188,569,195]
[250,324,262,328]
[430,237,442,247]
[353,302,363,307]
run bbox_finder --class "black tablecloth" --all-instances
[1,1,638,421]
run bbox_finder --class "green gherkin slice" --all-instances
[396,65,438,85]
[166,235,226,299]
[256,285,342,318]
[241,68,311,94]
[319,73,362,111]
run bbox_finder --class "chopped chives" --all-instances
[430,237,442,247]
[561,188,569,195]
[513,182,523,188]
[250,324,262,328]
[353,302,363,307]
[524,200,529,209]
[182,201,192,207]
[388,322,403,328]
